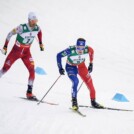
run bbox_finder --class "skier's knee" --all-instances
[74,78,79,86]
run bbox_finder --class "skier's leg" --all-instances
[78,62,96,99]
[21,52,36,99]
[0,47,20,78]
[78,63,103,108]
[68,74,79,98]
[66,64,79,110]
[22,54,35,86]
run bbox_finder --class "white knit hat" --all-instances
[28,12,37,20]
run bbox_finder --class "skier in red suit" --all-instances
[0,12,44,100]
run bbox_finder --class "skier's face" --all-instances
[29,19,38,27]
[76,46,85,55]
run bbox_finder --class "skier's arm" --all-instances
[88,46,94,63]
[1,25,23,55]
[88,46,94,73]
[37,28,44,51]
[3,25,23,48]
[57,48,71,69]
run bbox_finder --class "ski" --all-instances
[69,108,86,117]
[19,97,59,105]
[79,105,133,112]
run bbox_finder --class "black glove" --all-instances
[1,46,7,55]
[39,42,44,51]
[40,45,44,51]
[59,68,65,75]
[88,63,93,73]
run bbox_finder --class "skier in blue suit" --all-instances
[57,38,103,110]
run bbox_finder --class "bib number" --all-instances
[23,38,33,44]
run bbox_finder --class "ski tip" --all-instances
[69,108,86,117]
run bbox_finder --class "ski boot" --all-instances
[72,97,78,110]
[26,85,38,101]
[91,99,104,109]
[26,92,38,101]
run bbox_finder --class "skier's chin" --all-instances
[31,24,36,27]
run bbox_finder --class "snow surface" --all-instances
[0,0,134,134]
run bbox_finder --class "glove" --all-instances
[1,46,7,55]
[40,44,44,51]
[88,63,93,73]
[59,68,65,75]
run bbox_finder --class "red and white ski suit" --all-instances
[0,24,43,86]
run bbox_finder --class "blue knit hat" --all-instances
[76,38,86,46]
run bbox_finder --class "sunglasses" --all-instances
[76,47,85,50]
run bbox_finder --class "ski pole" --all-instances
[77,81,84,93]
[37,75,61,105]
